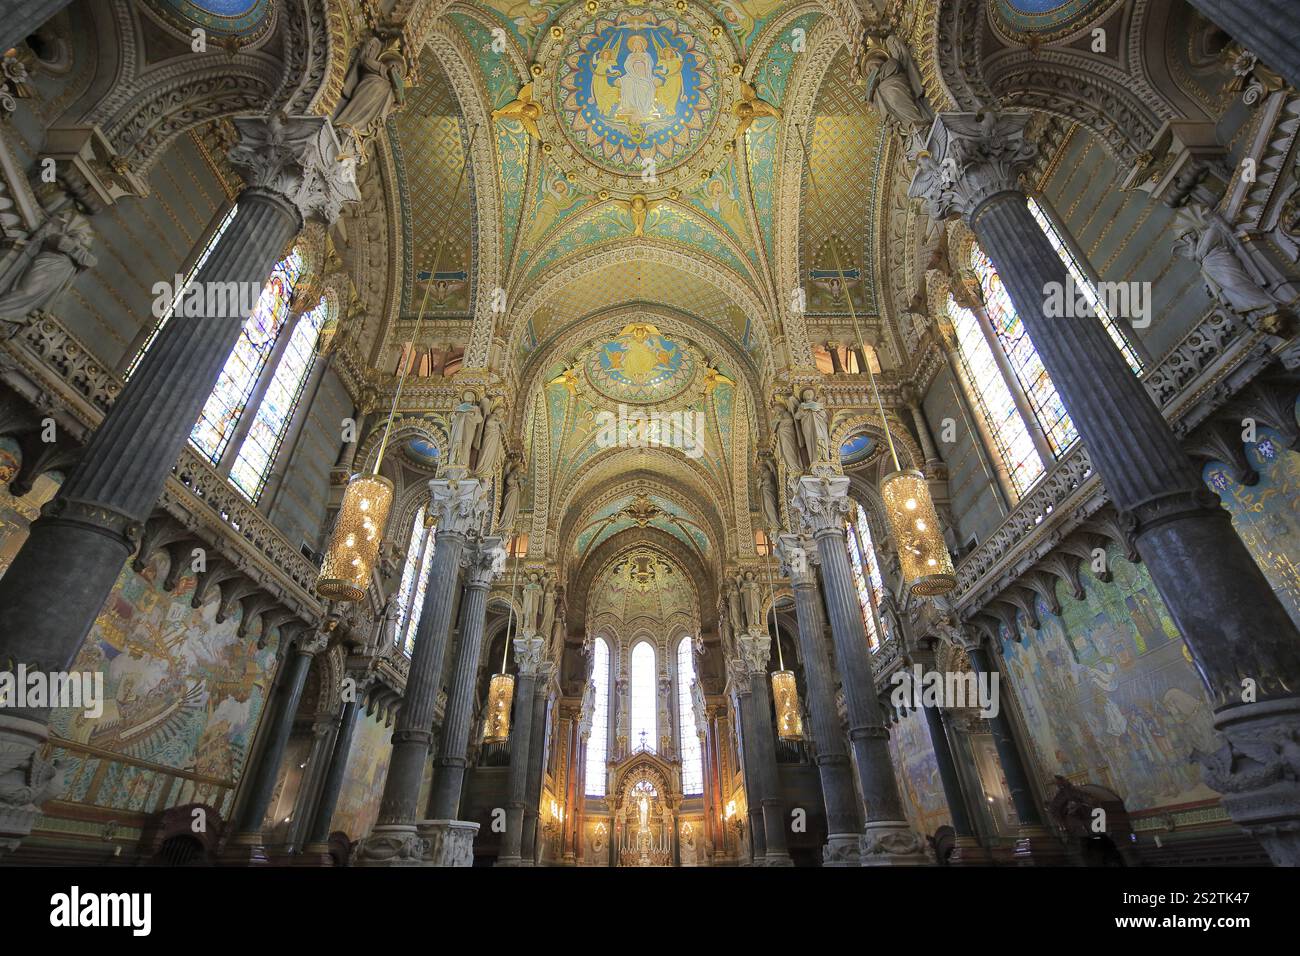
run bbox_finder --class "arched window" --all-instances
[846,503,886,651]
[629,641,657,753]
[585,637,610,797]
[228,296,328,500]
[676,637,704,796]
[393,505,435,656]
[190,248,304,464]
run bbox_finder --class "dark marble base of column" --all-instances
[860,821,931,866]
[295,843,338,867]
[948,835,993,866]
[218,832,271,866]
[0,715,55,854]
[822,832,862,866]
[1013,824,1067,866]
[352,824,428,866]
[353,820,478,866]
[1202,698,1300,867]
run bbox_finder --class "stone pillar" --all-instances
[284,715,337,853]
[1186,0,1300,93]
[0,116,358,853]
[426,535,503,820]
[224,632,325,863]
[905,398,942,470]
[354,476,487,866]
[303,691,363,858]
[520,663,554,865]
[497,635,545,866]
[912,111,1300,866]
[1,0,70,53]
[733,631,792,866]
[777,533,862,865]
[729,666,767,864]
[792,474,928,866]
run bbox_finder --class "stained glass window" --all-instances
[972,245,1078,456]
[393,505,434,655]
[126,205,239,380]
[229,297,327,500]
[630,641,657,754]
[1028,197,1144,374]
[948,294,1046,497]
[676,637,704,795]
[585,637,610,796]
[405,520,436,658]
[190,249,304,463]
[845,504,887,651]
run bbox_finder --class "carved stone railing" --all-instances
[952,308,1280,617]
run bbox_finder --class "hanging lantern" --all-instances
[771,669,804,741]
[881,469,956,596]
[482,672,515,743]
[316,473,394,602]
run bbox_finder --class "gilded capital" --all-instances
[908,111,1036,224]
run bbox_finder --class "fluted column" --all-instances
[793,474,928,866]
[1,0,70,53]
[729,665,767,864]
[1186,1,1300,93]
[735,629,792,866]
[912,111,1300,866]
[777,533,862,865]
[354,477,487,865]
[520,664,555,864]
[0,116,357,854]
[498,635,545,866]
[426,535,503,820]
[303,689,363,856]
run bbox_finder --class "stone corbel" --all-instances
[8,426,78,496]
[1119,120,1230,207]
[1081,509,1140,566]
[41,126,149,212]
[1037,550,1085,602]
[1185,418,1260,487]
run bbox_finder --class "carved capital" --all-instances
[229,115,361,227]
[462,535,505,589]
[735,627,771,676]
[776,532,818,586]
[427,477,488,538]
[908,111,1036,224]
[513,635,546,676]
[791,474,852,537]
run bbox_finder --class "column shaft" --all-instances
[920,705,975,838]
[966,646,1041,827]
[734,688,767,862]
[306,696,361,848]
[748,670,791,864]
[498,669,539,864]
[520,679,550,862]
[233,646,313,837]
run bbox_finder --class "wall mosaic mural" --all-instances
[887,707,952,836]
[331,710,395,840]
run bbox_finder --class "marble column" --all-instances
[912,111,1300,866]
[1186,0,1300,93]
[225,631,326,863]
[0,116,357,853]
[777,533,862,865]
[742,630,793,866]
[303,691,363,857]
[520,664,554,864]
[354,476,487,866]
[497,636,546,866]
[793,474,928,866]
[426,535,503,820]
[729,665,767,864]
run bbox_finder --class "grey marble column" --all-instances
[0,0,69,52]
[793,474,929,866]
[735,629,792,866]
[498,636,546,866]
[426,535,503,821]
[304,693,362,853]
[354,477,487,865]
[0,116,357,854]
[520,665,554,864]
[225,633,324,862]
[912,111,1300,866]
[1186,0,1300,93]
[729,668,767,864]
[777,534,862,865]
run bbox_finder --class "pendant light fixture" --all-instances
[483,535,522,744]
[316,125,479,602]
[764,533,803,741]
[796,127,955,597]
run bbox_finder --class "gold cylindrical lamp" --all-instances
[771,669,804,741]
[881,469,956,596]
[482,672,515,743]
[316,473,394,602]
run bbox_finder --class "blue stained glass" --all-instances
[677,638,703,795]
[585,638,610,796]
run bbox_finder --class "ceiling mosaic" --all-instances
[573,491,711,562]
[588,547,696,622]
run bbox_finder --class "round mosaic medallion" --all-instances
[990,0,1115,39]
[144,0,274,39]
[535,0,740,198]
[583,323,697,405]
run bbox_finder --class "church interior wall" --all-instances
[330,708,394,843]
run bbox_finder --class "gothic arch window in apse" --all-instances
[846,504,886,651]
[585,637,611,797]
[676,637,703,795]
[394,505,436,656]
[229,297,328,500]
[630,641,657,753]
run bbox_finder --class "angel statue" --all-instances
[0,207,97,327]
[447,390,483,469]
[794,388,830,464]
[1173,204,1289,324]
[860,34,932,144]
[474,396,505,477]
[771,395,803,473]
[496,462,523,533]
[334,34,408,153]
[759,456,782,532]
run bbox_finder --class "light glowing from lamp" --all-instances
[771,669,804,741]
[724,799,737,819]
[880,469,955,596]
[316,473,394,602]
[482,672,515,743]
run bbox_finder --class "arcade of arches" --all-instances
[0,0,1298,869]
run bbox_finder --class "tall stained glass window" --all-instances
[629,641,657,753]
[229,297,327,500]
[393,505,435,655]
[585,637,610,796]
[191,249,304,463]
[1028,197,1144,374]
[948,294,1046,496]
[127,205,239,380]
[676,637,704,795]
[845,504,887,651]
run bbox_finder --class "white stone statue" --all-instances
[794,388,830,464]
[474,396,504,477]
[759,457,781,532]
[447,390,482,469]
[335,35,407,143]
[771,397,803,473]
[861,34,932,138]
[0,208,97,326]
[1173,205,1283,318]
[496,464,522,533]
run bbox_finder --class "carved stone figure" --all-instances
[861,35,932,138]
[496,464,522,533]
[0,208,97,325]
[759,457,781,532]
[1173,205,1284,319]
[447,390,482,468]
[771,398,802,473]
[474,396,504,477]
[334,35,407,144]
[794,388,830,464]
